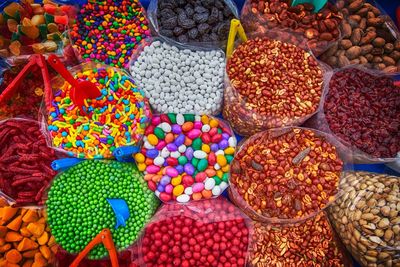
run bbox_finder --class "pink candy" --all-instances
[146,165,160,174]
[187,129,202,139]
[165,167,179,178]
[193,183,205,193]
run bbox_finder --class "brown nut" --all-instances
[346,46,362,60]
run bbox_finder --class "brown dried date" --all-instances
[229,128,343,222]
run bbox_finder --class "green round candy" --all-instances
[197,159,208,172]
[192,138,202,150]
[154,127,165,139]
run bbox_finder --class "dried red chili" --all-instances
[224,37,323,136]
[249,213,349,266]
[324,68,400,159]
[230,128,343,222]
[0,119,57,205]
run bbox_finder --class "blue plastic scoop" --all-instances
[107,198,130,229]
[291,0,327,12]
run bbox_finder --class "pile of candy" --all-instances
[135,114,236,203]
[47,64,151,159]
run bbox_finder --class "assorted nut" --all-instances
[323,68,400,160]
[230,128,343,222]
[328,171,400,267]
[241,0,343,55]
[321,0,400,73]
[249,213,349,267]
[224,37,324,136]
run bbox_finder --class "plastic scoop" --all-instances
[47,54,101,114]
[291,0,327,12]
[107,198,130,229]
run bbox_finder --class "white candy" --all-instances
[228,137,237,148]
[177,194,190,203]
[130,41,225,114]
[170,151,181,158]
[159,122,172,132]
[143,141,154,149]
[214,163,221,170]
[153,156,165,166]
[184,187,193,195]
[176,114,185,125]
[178,145,187,153]
[202,124,211,132]
[215,150,225,156]
[161,147,170,158]
[204,178,216,190]
[193,150,207,159]
[155,190,161,197]
[220,181,229,191]
[212,186,222,196]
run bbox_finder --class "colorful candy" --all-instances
[47,64,151,159]
[70,0,150,68]
[135,114,237,203]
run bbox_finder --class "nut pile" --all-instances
[249,213,348,267]
[241,0,343,55]
[321,0,400,73]
[0,198,58,267]
[224,37,324,136]
[138,198,250,267]
[328,171,400,267]
[156,0,236,44]
[324,68,400,159]
[230,128,343,222]
[130,41,225,114]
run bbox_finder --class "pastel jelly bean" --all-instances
[136,114,236,202]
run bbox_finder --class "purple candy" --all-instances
[210,144,219,152]
[166,143,178,152]
[146,149,159,159]
[160,176,171,186]
[175,165,184,174]
[172,124,182,134]
[157,184,165,192]
[193,121,202,129]
[174,134,185,147]
[185,147,194,160]
[156,140,166,150]
[222,133,230,140]
[219,139,229,150]
[184,163,195,175]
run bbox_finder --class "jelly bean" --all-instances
[173,185,184,196]
[166,167,179,178]
[193,150,207,159]
[193,183,205,193]
[216,155,227,167]
[165,184,173,194]
[153,156,165,166]
[195,172,207,183]
[176,194,190,203]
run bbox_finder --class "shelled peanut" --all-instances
[320,0,400,73]
[328,172,400,267]
[0,198,58,267]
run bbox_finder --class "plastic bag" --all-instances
[229,126,349,224]
[249,212,352,267]
[134,113,237,203]
[129,37,225,115]
[0,196,59,266]
[137,197,252,266]
[0,0,77,66]
[45,160,159,260]
[240,0,343,57]
[0,118,58,207]
[306,66,400,164]
[147,0,239,48]
[320,0,400,73]
[328,171,400,267]
[41,61,152,159]
[69,0,151,69]
[223,30,331,136]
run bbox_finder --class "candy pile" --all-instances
[0,198,58,267]
[0,119,57,206]
[230,128,343,222]
[323,68,400,159]
[0,1,75,58]
[130,40,225,114]
[47,64,151,159]
[135,114,236,203]
[224,37,324,136]
[155,0,237,44]
[46,160,158,259]
[138,198,250,267]
[70,0,150,68]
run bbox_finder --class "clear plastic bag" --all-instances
[0,196,59,266]
[0,0,77,66]
[129,37,225,115]
[223,30,331,136]
[327,171,400,267]
[306,66,400,164]
[137,197,252,267]
[229,126,349,224]
[0,118,58,207]
[147,0,239,48]
[41,61,152,159]
[249,212,353,267]
[240,0,343,57]
[134,113,237,203]
[45,160,159,260]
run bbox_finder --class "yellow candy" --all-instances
[134,153,145,163]
[137,163,146,172]
[173,185,184,196]
[221,165,230,173]
[201,144,210,153]
[201,115,209,124]
[147,134,158,146]
[171,176,182,186]
[209,119,219,128]
[224,147,235,155]
[216,170,223,178]
[216,155,227,167]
